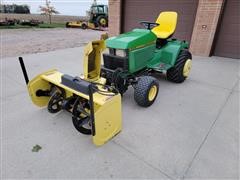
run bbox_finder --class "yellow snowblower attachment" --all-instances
[18,40,122,146]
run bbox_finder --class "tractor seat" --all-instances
[152,11,178,39]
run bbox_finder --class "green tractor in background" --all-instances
[66,4,108,29]
[101,11,192,107]
[89,4,108,27]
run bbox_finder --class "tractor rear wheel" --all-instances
[134,76,159,107]
[166,50,192,83]
[97,16,108,27]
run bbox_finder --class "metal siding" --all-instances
[122,0,199,42]
[213,0,240,59]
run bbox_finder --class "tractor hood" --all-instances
[106,29,156,50]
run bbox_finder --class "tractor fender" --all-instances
[159,40,189,67]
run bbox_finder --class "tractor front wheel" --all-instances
[134,76,159,107]
[166,50,192,83]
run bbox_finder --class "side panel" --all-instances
[160,43,181,66]
[147,40,188,70]
[93,94,122,146]
[27,69,57,107]
[129,44,155,73]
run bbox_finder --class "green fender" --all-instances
[147,40,189,70]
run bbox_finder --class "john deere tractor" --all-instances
[101,11,192,106]
[19,12,192,146]
[89,4,108,27]
[66,4,108,29]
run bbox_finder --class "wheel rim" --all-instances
[183,59,192,77]
[148,85,157,101]
[100,18,106,26]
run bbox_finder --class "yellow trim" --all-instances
[129,41,156,51]
[148,85,157,101]
[183,59,192,77]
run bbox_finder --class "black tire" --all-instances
[65,22,70,28]
[134,76,159,107]
[96,16,108,27]
[166,50,192,83]
[81,23,87,29]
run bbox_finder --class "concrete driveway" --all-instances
[1,47,239,179]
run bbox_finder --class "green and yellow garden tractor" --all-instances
[19,11,192,146]
[102,11,192,106]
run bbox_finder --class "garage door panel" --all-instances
[213,0,240,59]
[214,48,239,58]
[220,36,240,43]
[122,0,199,42]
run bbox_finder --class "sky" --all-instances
[1,0,108,16]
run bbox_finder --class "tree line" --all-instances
[0,4,30,14]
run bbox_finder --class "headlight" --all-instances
[115,49,126,57]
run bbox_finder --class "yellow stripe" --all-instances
[129,41,156,51]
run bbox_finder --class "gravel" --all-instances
[1,28,104,58]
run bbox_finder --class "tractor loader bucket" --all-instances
[20,58,122,146]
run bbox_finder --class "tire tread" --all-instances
[134,76,159,107]
[167,50,192,83]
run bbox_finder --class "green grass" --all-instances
[38,23,66,28]
[0,23,66,29]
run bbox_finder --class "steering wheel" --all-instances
[140,21,159,30]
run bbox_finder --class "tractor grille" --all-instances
[103,54,128,70]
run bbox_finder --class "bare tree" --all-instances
[86,0,97,17]
[92,0,97,6]
[39,0,59,24]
